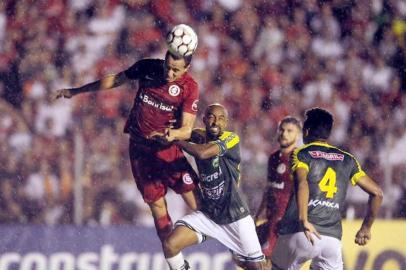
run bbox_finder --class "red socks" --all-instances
[155,214,173,241]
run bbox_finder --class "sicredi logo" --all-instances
[201,167,222,182]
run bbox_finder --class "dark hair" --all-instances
[165,50,193,67]
[279,116,302,130]
[303,108,333,140]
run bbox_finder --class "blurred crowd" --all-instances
[0,0,405,225]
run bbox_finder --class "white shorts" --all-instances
[175,211,264,262]
[271,232,343,270]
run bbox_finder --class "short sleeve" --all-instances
[291,148,310,172]
[214,132,240,156]
[349,156,366,186]
[182,79,199,115]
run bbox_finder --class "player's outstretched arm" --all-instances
[166,112,196,142]
[52,72,129,100]
[354,175,383,246]
[148,112,197,145]
[175,140,220,160]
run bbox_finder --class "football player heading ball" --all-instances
[52,24,200,248]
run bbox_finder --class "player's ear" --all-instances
[303,127,309,138]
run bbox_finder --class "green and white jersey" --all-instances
[278,142,366,240]
[191,129,250,224]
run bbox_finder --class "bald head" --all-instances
[205,103,228,118]
[203,103,228,139]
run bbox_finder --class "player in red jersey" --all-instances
[53,50,199,244]
[255,116,302,260]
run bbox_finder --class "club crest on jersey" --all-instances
[182,173,193,185]
[168,85,181,96]
[192,100,199,112]
[277,163,286,174]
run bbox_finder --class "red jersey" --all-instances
[266,149,294,220]
[257,149,295,256]
[123,59,199,138]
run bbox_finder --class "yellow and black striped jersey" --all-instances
[190,128,249,224]
[278,142,366,239]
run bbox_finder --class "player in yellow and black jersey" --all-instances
[272,107,383,270]
[162,104,265,270]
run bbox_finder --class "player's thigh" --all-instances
[271,233,317,270]
[129,144,167,203]
[227,216,264,265]
[181,190,198,211]
[310,236,343,270]
[164,225,199,256]
[233,216,263,256]
[163,145,197,193]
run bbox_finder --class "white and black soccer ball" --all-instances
[166,24,198,57]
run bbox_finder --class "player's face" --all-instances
[164,55,189,82]
[203,106,228,138]
[278,123,300,149]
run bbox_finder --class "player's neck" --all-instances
[280,145,295,155]
[308,139,328,145]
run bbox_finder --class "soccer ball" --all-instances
[166,24,198,57]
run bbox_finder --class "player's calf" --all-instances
[163,234,183,256]
[154,214,173,241]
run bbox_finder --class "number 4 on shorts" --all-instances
[319,167,338,198]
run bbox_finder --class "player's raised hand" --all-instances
[302,220,321,245]
[355,227,371,246]
[51,89,74,101]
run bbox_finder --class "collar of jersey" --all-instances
[306,141,331,148]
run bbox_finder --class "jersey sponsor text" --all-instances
[201,167,222,183]
[202,181,225,200]
[308,199,339,209]
[139,93,175,112]
[309,150,344,161]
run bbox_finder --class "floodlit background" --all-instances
[0,0,405,269]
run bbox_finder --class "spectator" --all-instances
[0,0,403,225]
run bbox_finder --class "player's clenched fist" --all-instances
[355,227,371,246]
[52,89,74,100]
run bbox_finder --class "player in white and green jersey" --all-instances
[271,108,383,270]
[163,104,265,270]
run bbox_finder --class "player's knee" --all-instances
[244,261,267,270]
